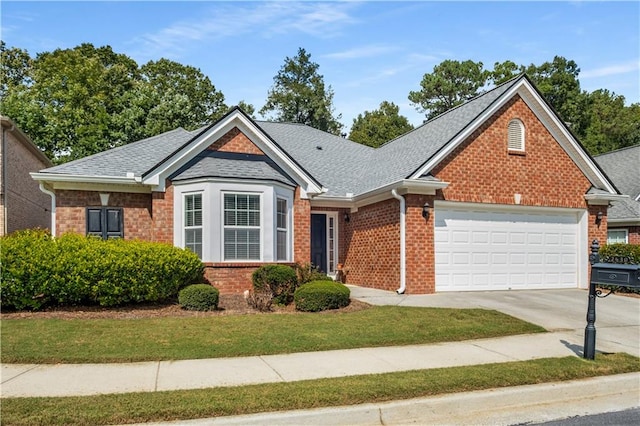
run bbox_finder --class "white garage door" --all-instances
[435,204,580,291]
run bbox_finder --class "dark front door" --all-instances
[311,213,327,273]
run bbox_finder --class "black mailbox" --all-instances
[584,240,640,360]
[590,263,640,289]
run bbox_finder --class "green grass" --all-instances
[1,306,544,363]
[2,354,638,426]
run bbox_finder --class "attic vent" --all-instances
[508,119,525,152]
[316,145,323,150]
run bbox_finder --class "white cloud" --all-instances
[129,2,359,60]
[323,44,399,60]
[580,60,640,79]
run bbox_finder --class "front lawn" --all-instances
[2,354,638,426]
[1,306,544,363]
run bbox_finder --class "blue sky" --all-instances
[2,1,639,128]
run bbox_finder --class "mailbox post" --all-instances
[584,239,640,360]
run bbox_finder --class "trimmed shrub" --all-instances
[294,280,350,312]
[600,243,640,264]
[0,230,204,310]
[599,243,640,294]
[295,262,333,285]
[179,284,219,311]
[252,264,298,305]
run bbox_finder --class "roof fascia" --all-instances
[141,111,323,196]
[608,218,640,226]
[30,172,150,193]
[311,179,449,210]
[584,192,628,205]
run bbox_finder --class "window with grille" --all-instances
[607,229,628,244]
[86,207,123,239]
[276,198,288,261]
[508,119,525,152]
[224,193,261,260]
[184,193,203,258]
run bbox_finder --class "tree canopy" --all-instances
[260,47,343,135]
[0,43,227,163]
[349,101,414,147]
[408,59,489,121]
[409,56,639,154]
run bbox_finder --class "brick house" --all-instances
[594,144,640,244]
[1,116,53,236]
[31,75,623,294]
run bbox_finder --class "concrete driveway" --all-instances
[348,287,640,357]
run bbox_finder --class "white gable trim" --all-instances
[141,110,324,197]
[409,78,618,194]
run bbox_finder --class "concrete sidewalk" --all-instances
[1,330,589,398]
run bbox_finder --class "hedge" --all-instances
[0,229,204,310]
[599,243,640,264]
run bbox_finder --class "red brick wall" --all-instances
[343,199,400,291]
[1,126,52,235]
[203,262,297,294]
[405,194,436,294]
[151,181,174,244]
[432,96,593,208]
[56,190,154,240]
[293,187,311,263]
[208,127,264,155]
[628,227,640,245]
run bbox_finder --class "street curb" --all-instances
[133,372,640,426]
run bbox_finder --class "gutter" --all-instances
[38,183,56,237]
[391,189,406,294]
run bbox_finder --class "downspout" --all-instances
[1,123,11,235]
[391,189,406,294]
[38,183,56,237]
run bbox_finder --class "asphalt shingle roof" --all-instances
[594,145,640,220]
[40,127,204,177]
[37,75,547,198]
[171,151,296,187]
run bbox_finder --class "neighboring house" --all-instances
[1,116,53,236]
[31,75,623,294]
[594,145,640,245]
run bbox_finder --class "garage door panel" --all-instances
[435,205,580,291]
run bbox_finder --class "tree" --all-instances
[524,56,587,135]
[582,90,640,155]
[0,41,32,98]
[132,59,226,137]
[0,43,227,163]
[490,60,523,85]
[260,47,343,135]
[349,101,414,147]
[236,100,256,118]
[408,59,490,121]
[1,44,137,161]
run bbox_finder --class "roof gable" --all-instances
[394,75,617,195]
[142,108,323,195]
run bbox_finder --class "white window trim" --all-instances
[173,180,294,263]
[311,210,339,277]
[222,191,263,262]
[508,118,525,152]
[184,193,203,259]
[607,228,629,244]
